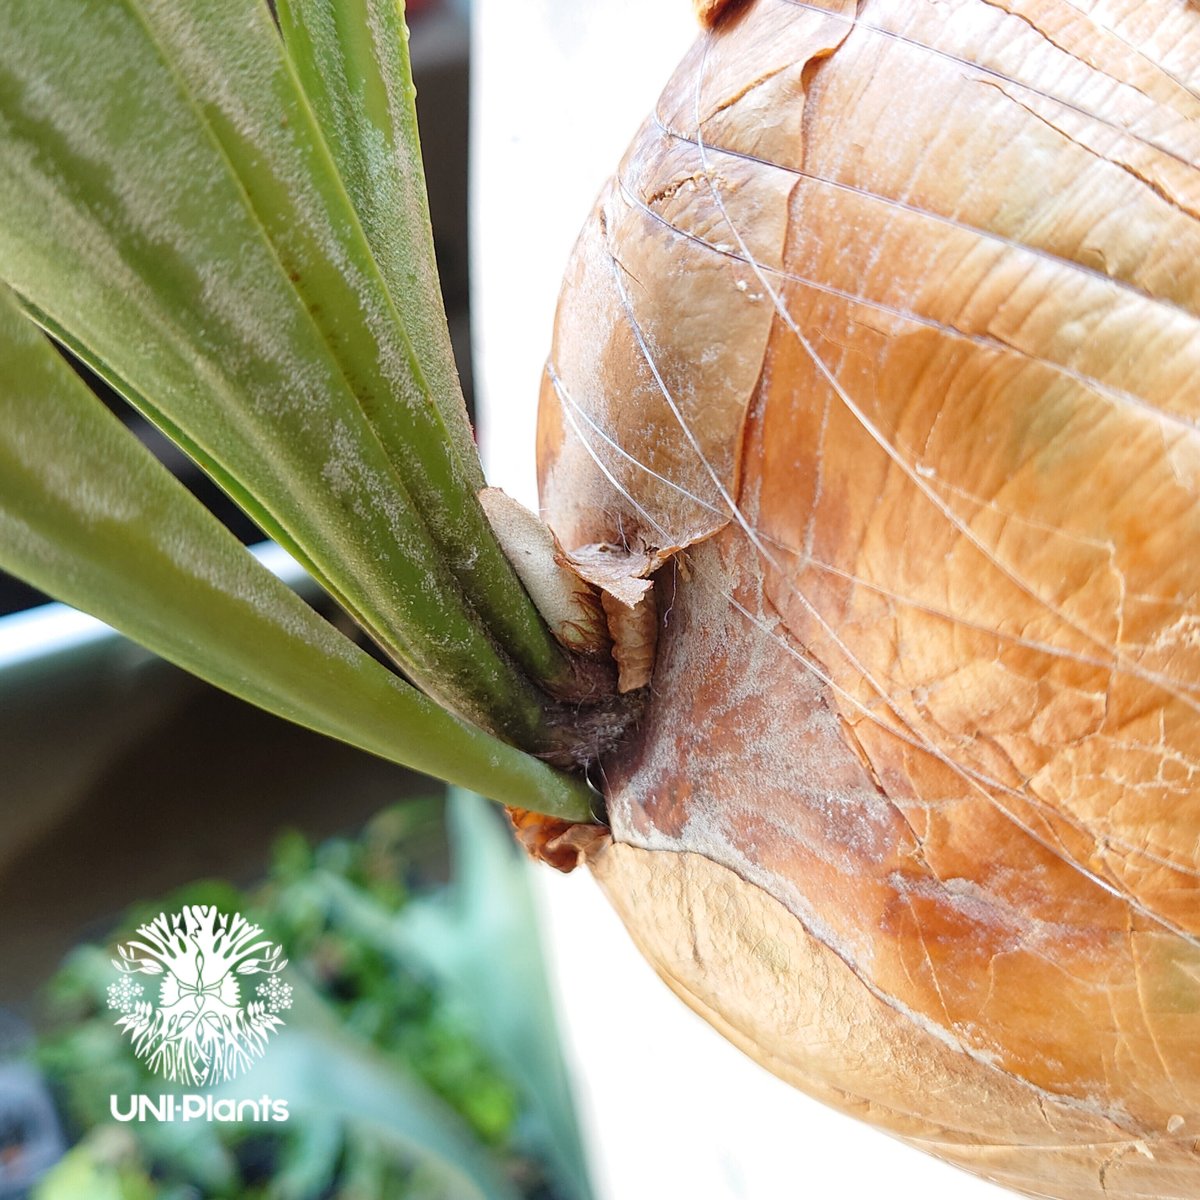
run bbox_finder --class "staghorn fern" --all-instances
[0,0,608,822]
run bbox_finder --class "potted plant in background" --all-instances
[29,795,593,1199]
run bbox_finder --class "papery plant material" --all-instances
[537,1,1200,1196]
[599,589,658,694]
[506,808,612,875]
[694,0,745,28]
[479,488,612,659]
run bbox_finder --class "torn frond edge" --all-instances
[694,0,745,28]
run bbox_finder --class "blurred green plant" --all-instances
[0,0,610,821]
[34,792,592,1200]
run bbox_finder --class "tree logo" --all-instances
[107,905,292,1087]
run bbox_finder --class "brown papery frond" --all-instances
[539,1,1200,1195]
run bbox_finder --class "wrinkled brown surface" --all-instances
[538,1,1200,1195]
[595,842,1200,1199]
[506,807,612,873]
[694,0,747,30]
